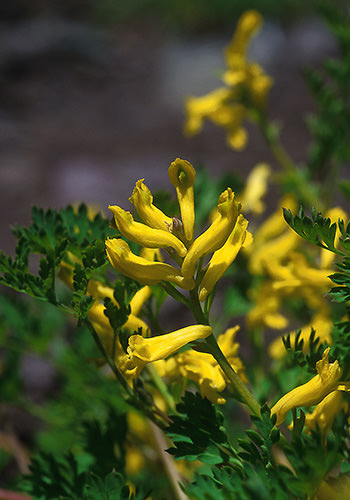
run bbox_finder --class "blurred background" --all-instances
[0,0,338,254]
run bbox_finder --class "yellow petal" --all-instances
[125,324,212,378]
[168,158,196,241]
[271,348,343,425]
[130,286,152,316]
[129,179,173,230]
[199,215,248,301]
[109,206,187,257]
[182,188,240,279]
[240,163,271,215]
[225,10,262,67]
[106,238,195,290]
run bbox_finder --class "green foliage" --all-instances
[166,392,234,465]
[85,471,149,500]
[283,206,345,255]
[282,328,326,373]
[0,204,117,312]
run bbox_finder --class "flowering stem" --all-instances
[256,112,295,173]
[85,318,167,429]
[147,363,177,413]
[189,289,261,417]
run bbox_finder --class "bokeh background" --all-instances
[0,0,337,254]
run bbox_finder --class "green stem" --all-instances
[189,289,261,417]
[147,363,177,413]
[85,319,167,429]
[257,112,296,173]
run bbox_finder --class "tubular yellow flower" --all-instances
[182,188,240,279]
[168,158,196,241]
[199,214,248,301]
[129,286,152,316]
[109,206,187,257]
[271,348,345,426]
[122,325,212,378]
[240,163,271,215]
[88,302,149,340]
[106,238,195,289]
[225,10,262,65]
[184,87,231,137]
[128,179,173,230]
[304,390,346,436]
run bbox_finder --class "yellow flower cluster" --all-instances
[184,10,273,150]
[106,158,248,301]
[246,201,347,358]
[154,326,247,405]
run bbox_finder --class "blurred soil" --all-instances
[0,14,337,254]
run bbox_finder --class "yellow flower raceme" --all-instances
[240,163,271,215]
[106,238,195,289]
[109,206,187,257]
[182,188,240,279]
[168,158,196,241]
[121,325,212,379]
[128,179,173,230]
[271,348,349,426]
[199,214,249,301]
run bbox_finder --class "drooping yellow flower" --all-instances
[224,10,262,71]
[121,325,212,379]
[168,158,196,242]
[109,206,187,257]
[182,188,240,278]
[271,348,349,426]
[105,238,195,290]
[199,214,249,301]
[240,163,271,215]
[184,87,232,137]
[128,179,173,231]
[155,326,247,405]
[303,390,347,436]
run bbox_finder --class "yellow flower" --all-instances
[105,238,195,289]
[121,325,212,379]
[239,163,271,215]
[316,473,350,500]
[168,158,196,241]
[303,390,347,437]
[247,282,288,330]
[182,188,240,279]
[271,348,347,426]
[225,10,262,69]
[109,206,187,257]
[199,214,249,301]
[184,87,232,137]
[128,179,173,231]
[157,326,247,405]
